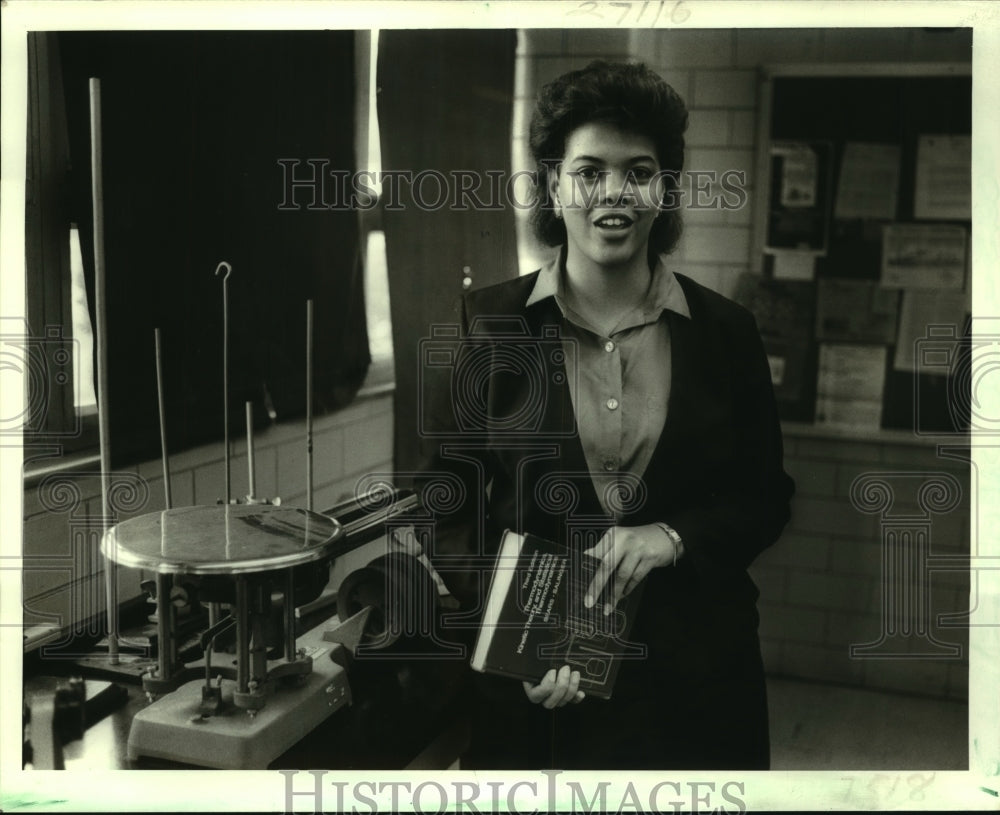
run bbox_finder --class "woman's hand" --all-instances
[522,665,585,708]
[583,523,679,613]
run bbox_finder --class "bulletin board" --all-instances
[743,65,972,435]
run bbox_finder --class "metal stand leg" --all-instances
[235,577,249,695]
[284,570,296,663]
[155,573,174,681]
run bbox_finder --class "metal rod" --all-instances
[250,584,267,685]
[205,626,215,687]
[305,299,314,512]
[245,401,256,501]
[291,305,311,667]
[199,615,237,650]
[216,261,232,503]
[153,327,174,680]
[285,569,296,662]
[212,261,231,676]
[90,77,118,663]
[155,329,172,508]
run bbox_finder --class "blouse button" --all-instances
[606,397,619,411]
[604,341,615,353]
[603,458,617,472]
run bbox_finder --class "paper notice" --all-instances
[772,252,816,281]
[834,142,901,220]
[815,394,884,430]
[914,135,971,221]
[816,278,899,344]
[732,273,815,404]
[881,223,967,290]
[778,144,818,208]
[893,289,971,374]
[815,343,887,430]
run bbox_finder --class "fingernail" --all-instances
[584,594,593,608]
[603,602,612,616]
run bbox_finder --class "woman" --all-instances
[420,60,794,770]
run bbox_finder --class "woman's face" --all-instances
[549,121,663,272]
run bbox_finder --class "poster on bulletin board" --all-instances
[778,144,818,207]
[814,343,887,430]
[765,141,833,253]
[893,289,971,374]
[833,142,901,220]
[767,74,971,435]
[880,223,967,290]
[815,278,899,343]
[733,273,817,422]
[913,135,971,220]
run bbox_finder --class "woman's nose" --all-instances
[601,171,638,205]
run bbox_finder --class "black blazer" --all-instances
[418,269,795,623]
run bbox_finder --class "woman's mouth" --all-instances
[592,213,635,231]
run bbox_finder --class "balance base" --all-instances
[126,623,350,768]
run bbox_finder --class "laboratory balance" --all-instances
[102,503,373,768]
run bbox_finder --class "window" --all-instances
[22,33,99,465]
[68,224,96,414]
[357,30,394,383]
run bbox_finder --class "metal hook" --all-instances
[215,261,233,504]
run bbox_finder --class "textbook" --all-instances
[470,530,645,700]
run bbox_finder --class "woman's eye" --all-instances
[574,167,601,181]
[630,167,654,182]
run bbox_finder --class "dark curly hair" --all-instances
[528,60,688,257]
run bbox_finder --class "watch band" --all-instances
[655,522,684,567]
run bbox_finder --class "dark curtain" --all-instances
[25,33,75,441]
[377,30,519,475]
[57,31,368,467]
